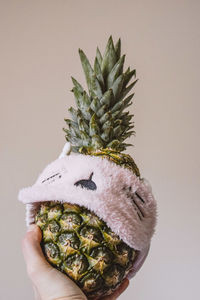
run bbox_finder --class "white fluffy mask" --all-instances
[18,151,156,253]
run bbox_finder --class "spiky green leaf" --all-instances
[102,119,113,131]
[71,77,84,93]
[101,126,113,142]
[107,139,121,150]
[90,74,103,99]
[101,36,117,79]
[115,38,121,60]
[123,69,136,88]
[96,47,103,66]
[99,111,111,124]
[111,74,124,99]
[113,125,123,137]
[94,57,104,88]
[107,55,125,89]
[91,135,104,149]
[79,49,94,94]
[96,104,108,118]
[89,114,100,136]
[119,79,138,101]
[100,89,114,107]
[68,107,78,122]
[90,97,101,113]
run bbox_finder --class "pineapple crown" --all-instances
[63,36,138,154]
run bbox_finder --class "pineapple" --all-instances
[36,36,140,297]
[18,36,156,299]
[35,202,136,298]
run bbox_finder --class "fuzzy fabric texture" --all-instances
[18,153,157,252]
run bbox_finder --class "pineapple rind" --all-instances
[79,147,140,177]
[35,201,136,298]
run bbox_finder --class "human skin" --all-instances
[22,225,130,300]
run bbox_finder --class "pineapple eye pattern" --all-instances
[35,201,137,298]
[74,172,97,190]
[123,186,145,221]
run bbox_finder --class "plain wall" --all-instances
[0,0,200,299]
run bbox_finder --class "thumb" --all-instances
[22,224,51,279]
[22,224,87,300]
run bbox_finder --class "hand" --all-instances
[22,225,129,300]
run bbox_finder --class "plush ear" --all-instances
[59,142,71,158]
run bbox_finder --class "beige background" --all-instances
[0,0,200,299]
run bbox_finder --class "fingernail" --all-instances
[123,278,129,288]
[27,224,37,232]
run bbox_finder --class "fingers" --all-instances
[22,224,51,279]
